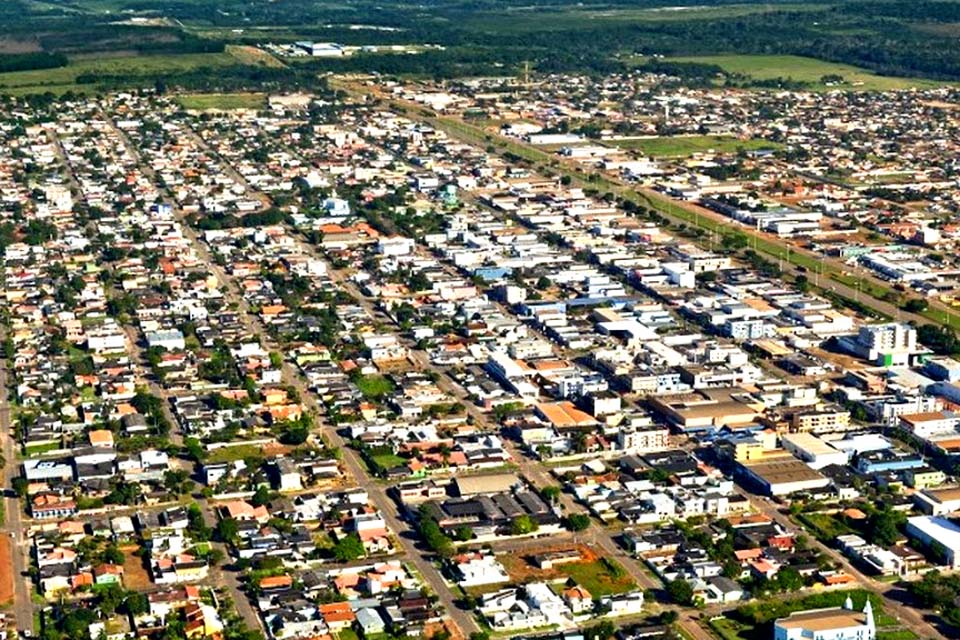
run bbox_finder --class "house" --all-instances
[271,458,303,492]
[319,602,355,631]
[451,552,510,587]
[563,585,593,614]
[356,607,386,636]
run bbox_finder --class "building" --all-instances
[906,516,960,568]
[791,409,851,434]
[840,323,917,366]
[913,486,960,516]
[774,598,875,640]
[739,455,831,496]
[780,433,847,470]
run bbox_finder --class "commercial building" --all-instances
[739,454,831,496]
[780,433,847,470]
[905,516,960,568]
[839,323,917,366]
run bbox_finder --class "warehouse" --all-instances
[905,516,960,568]
[739,456,831,496]
[780,433,848,470]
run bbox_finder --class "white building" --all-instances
[906,515,960,568]
[774,598,875,640]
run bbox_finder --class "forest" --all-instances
[4,1,960,88]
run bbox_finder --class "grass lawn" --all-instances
[0,52,237,94]
[354,374,395,400]
[876,614,899,628]
[370,453,407,470]
[556,559,636,597]
[24,442,62,456]
[206,443,264,463]
[336,630,360,640]
[877,632,918,640]
[608,135,779,157]
[709,617,760,640]
[797,512,854,541]
[665,54,948,91]
[178,92,266,111]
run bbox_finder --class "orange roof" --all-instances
[260,575,293,589]
[735,548,763,561]
[536,401,597,428]
[89,429,114,447]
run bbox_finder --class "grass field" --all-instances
[0,52,237,95]
[206,443,265,463]
[371,453,407,470]
[797,512,855,542]
[557,559,636,597]
[608,135,779,157]
[178,92,266,110]
[665,54,947,91]
[354,374,395,400]
[877,631,918,640]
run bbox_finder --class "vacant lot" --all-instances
[609,135,778,157]
[666,54,947,91]
[0,535,12,606]
[178,92,266,110]
[499,544,600,583]
[121,546,152,590]
[556,558,636,597]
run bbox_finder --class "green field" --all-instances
[557,559,636,597]
[206,443,264,463]
[0,52,237,95]
[371,453,407,471]
[608,135,779,157]
[354,374,395,400]
[178,92,266,110]
[666,54,948,91]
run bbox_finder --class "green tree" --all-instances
[332,533,365,562]
[564,514,591,532]
[667,578,694,605]
[510,515,539,535]
[217,517,240,544]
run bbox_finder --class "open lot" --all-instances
[0,535,14,606]
[607,135,779,157]
[665,54,948,91]
[496,543,635,596]
[177,92,267,111]
[121,546,153,590]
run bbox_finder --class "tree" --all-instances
[903,298,929,313]
[102,544,125,565]
[667,578,694,605]
[564,514,591,532]
[867,508,903,546]
[123,591,150,616]
[251,485,271,507]
[659,610,679,626]
[541,486,562,503]
[332,533,365,562]
[510,515,539,535]
[774,567,804,592]
[217,517,240,544]
[163,469,193,496]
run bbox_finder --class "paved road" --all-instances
[0,326,34,633]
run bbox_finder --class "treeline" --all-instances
[0,52,66,73]
[75,64,317,94]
